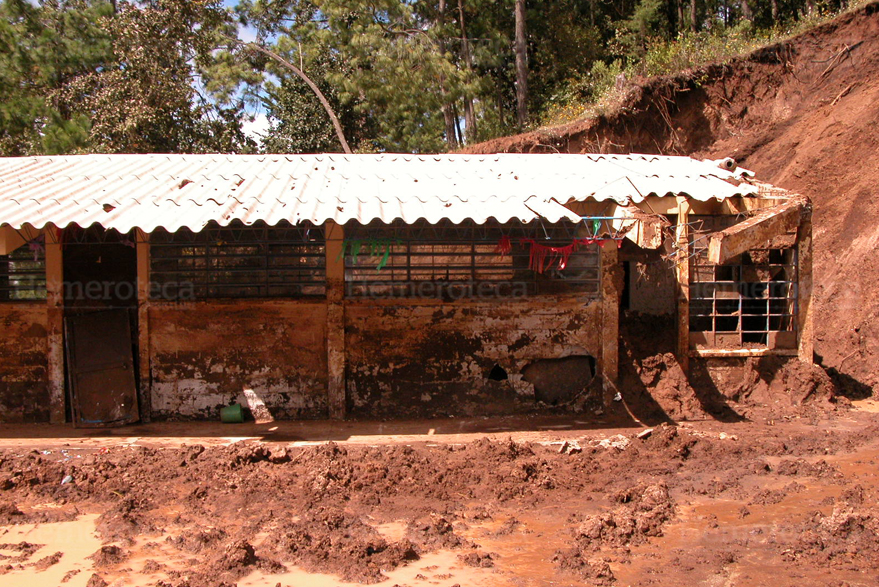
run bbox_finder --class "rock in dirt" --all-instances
[593,434,631,451]
[558,440,582,454]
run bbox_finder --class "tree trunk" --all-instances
[771,0,779,23]
[514,0,528,129]
[741,0,753,21]
[497,84,506,130]
[678,0,686,35]
[452,103,464,146]
[690,0,698,32]
[458,0,477,143]
[438,0,458,150]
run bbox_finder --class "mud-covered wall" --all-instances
[345,296,603,418]
[148,301,328,419]
[0,303,49,422]
[621,246,676,316]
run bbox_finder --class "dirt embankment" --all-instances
[465,1,879,399]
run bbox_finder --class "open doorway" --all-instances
[62,225,140,427]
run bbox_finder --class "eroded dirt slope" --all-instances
[465,2,879,397]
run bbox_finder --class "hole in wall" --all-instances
[521,355,596,405]
[488,364,509,381]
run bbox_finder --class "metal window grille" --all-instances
[150,221,325,300]
[689,216,798,348]
[343,220,601,299]
[0,243,47,302]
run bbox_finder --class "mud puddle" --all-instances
[0,514,101,587]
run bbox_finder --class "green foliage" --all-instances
[0,0,253,155]
[539,0,865,129]
[540,60,625,125]
[260,52,373,153]
[615,0,677,61]
[0,0,113,155]
[0,0,864,155]
[59,0,254,154]
[636,21,763,78]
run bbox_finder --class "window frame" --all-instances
[342,219,602,300]
[688,215,798,348]
[0,240,47,302]
[149,220,326,301]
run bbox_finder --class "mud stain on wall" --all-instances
[345,296,602,418]
[149,300,328,419]
[0,303,49,422]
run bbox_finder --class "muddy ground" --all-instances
[1,398,878,586]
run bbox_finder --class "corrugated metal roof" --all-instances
[0,153,759,233]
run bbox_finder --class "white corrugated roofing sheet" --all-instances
[0,153,759,232]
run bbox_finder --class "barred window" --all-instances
[150,221,325,300]
[0,242,46,302]
[343,220,601,299]
[689,216,797,349]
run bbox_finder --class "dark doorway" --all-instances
[62,226,140,426]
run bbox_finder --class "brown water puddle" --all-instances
[0,514,102,587]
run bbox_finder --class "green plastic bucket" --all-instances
[220,403,244,423]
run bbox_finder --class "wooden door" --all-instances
[65,309,139,427]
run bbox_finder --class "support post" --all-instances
[675,199,691,374]
[796,210,813,363]
[136,229,151,421]
[45,226,65,424]
[707,197,806,264]
[325,221,346,419]
[600,240,620,405]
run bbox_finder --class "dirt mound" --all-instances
[730,356,838,406]
[466,1,879,398]
[630,352,710,421]
[618,313,838,421]
[88,545,127,567]
[553,480,674,582]
[791,506,879,565]
[579,480,676,547]
[265,506,416,584]
[0,502,25,523]
[552,554,616,585]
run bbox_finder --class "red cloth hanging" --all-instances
[520,238,599,273]
[494,235,512,256]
